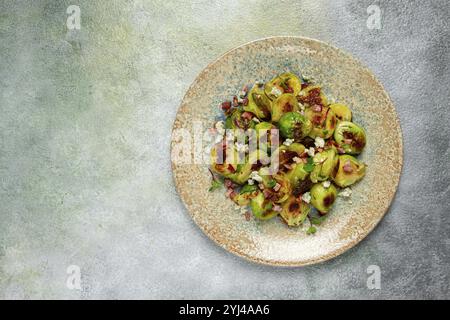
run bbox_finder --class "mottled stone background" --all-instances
[0,0,448,299]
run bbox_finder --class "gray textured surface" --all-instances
[0,0,449,299]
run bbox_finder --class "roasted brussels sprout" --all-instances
[334,121,366,154]
[287,163,310,187]
[250,192,277,220]
[287,142,306,155]
[264,73,302,100]
[279,112,313,140]
[329,103,352,122]
[280,195,311,227]
[255,121,277,151]
[310,147,339,183]
[271,94,300,122]
[231,150,269,184]
[310,183,337,213]
[270,143,305,174]
[304,105,337,139]
[259,173,292,204]
[210,142,239,177]
[332,155,366,187]
[297,85,328,107]
[244,84,271,119]
[226,108,255,130]
[233,184,259,206]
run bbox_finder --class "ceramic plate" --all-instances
[171,37,402,266]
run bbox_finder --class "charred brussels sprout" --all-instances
[270,143,305,175]
[264,73,302,100]
[332,155,366,187]
[334,121,366,154]
[233,184,259,206]
[259,173,292,204]
[304,106,337,139]
[279,112,313,140]
[297,85,328,107]
[244,84,271,119]
[310,183,337,214]
[287,163,310,187]
[231,150,269,185]
[310,148,339,183]
[271,94,300,122]
[210,142,239,177]
[250,192,277,220]
[227,109,255,130]
[329,103,352,122]
[255,121,277,151]
[280,195,311,227]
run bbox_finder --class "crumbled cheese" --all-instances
[214,134,224,144]
[250,171,263,182]
[322,180,331,188]
[339,187,353,198]
[252,117,260,123]
[306,147,315,157]
[235,142,248,153]
[283,138,294,146]
[270,86,282,97]
[302,192,311,204]
[215,121,225,134]
[293,156,302,163]
[299,103,306,111]
[314,137,325,148]
[225,130,235,142]
[247,178,255,185]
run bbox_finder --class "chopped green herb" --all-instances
[303,157,315,173]
[240,184,257,194]
[306,226,317,235]
[267,179,277,188]
[310,216,327,226]
[208,180,222,192]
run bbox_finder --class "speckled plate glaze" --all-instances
[171,37,403,266]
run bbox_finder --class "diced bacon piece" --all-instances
[221,101,232,111]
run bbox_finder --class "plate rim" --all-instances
[171,36,404,267]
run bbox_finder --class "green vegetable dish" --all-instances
[209,72,367,233]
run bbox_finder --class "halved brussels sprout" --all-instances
[210,142,239,177]
[270,143,305,174]
[259,173,292,204]
[250,192,277,220]
[244,84,272,119]
[264,73,302,100]
[329,103,352,122]
[233,184,259,206]
[304,106,337,139]
[334,121,366,154]
[297,85,328,107]
[231,150,269,184]
[287,142,306,155]
[332,155,366,187]
[279,112,313,140]
[226,108,255,130]
[310,183,337,213]
[271,94,300,122]
[255,121,277,151]
[287,163,310,187]
[280,195,311,227]
[310,148,339,183]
